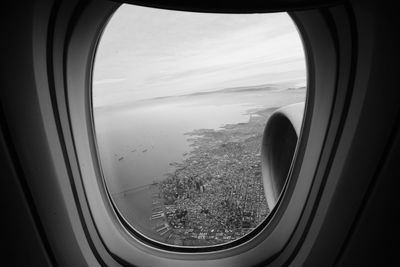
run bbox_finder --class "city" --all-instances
[150,108,274,246]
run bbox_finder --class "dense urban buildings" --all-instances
[151,108,274,246]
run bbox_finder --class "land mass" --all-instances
[94,83,306,112]
[154,107,276,246]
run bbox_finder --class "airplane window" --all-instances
[92,4,306,247]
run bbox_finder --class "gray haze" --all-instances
[93,5,306,108]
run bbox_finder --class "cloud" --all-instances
[93,5,306,108]
[93,78,126,85]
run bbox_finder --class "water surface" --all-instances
[94,87,305,195]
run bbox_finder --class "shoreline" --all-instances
[109,105,296,246]
[113,184,170,243]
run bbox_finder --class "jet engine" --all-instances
[261,102,304,210]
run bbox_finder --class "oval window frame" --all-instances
[60,1,341,266]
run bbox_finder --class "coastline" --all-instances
[113,184,169,243]
[110,105,292,246]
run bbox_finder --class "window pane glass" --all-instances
[93,4,306,247]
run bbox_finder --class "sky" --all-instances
[93,5,306,108]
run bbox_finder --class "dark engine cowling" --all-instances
[261,103,304,210]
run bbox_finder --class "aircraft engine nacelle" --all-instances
[261,102,304,211]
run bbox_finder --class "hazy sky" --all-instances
[93,5,306,108]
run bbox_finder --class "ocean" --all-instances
[93,87,306,195]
